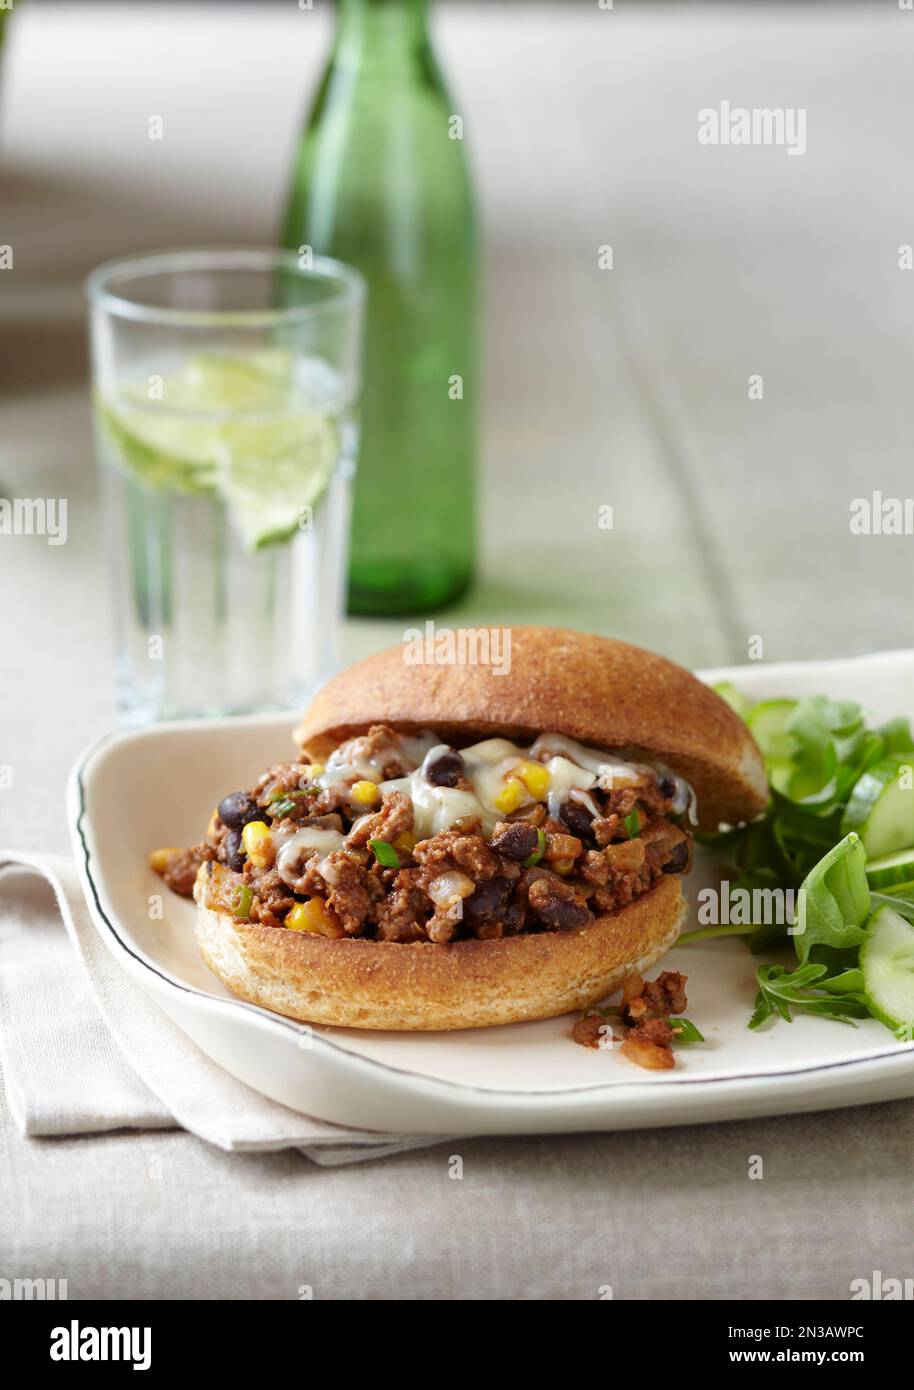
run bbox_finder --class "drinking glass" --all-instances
[86,247,364,723]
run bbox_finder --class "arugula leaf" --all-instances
[749,962,871,1030]
[818,968,866,995]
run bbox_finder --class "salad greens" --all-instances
[749,963,870,1031]
[689,690,914,1039]
[792,834,869,968]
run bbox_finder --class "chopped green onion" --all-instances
[666,1016,704,1043]
[231,883,253,920]
[624,810,641,838]
[369,838,401,868]
[269,785,319,802]
[268,786,319,816]
[522,827,547,868]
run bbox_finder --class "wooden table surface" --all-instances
[1,0,913,1299]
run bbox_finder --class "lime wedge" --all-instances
[97,400,218,494]
[216,411,339,551]
[97,352,342,548]
[169,350,296,413]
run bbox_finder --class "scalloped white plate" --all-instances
[67,650,914,1134]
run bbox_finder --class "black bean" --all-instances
[218,792,260,829]
[501,896,526,934]
[560,799,595,842]
[424,748,465,788]
[527,879,591,931]
[489,821,539,861]
[225,829,246,872]
[463,875,513,927]
[662,841,690,874]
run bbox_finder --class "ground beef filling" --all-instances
[156,724,693,943]
[572,971,690,1070]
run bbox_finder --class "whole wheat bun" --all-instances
[194,866,687,1031]
[295,626,767,831]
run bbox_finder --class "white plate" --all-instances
[67,650,914,1135]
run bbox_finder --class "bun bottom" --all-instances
[193,869,687,1031]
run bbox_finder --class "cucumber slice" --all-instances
[841,755,914,858]
[861,906,914,1033]
[866,850,914,891]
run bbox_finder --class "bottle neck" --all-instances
[335,0,430,66]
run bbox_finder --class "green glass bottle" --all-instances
[283,0,476,615]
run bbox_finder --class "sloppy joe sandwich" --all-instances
[152,628,767,1030]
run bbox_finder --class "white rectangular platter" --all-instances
[67,649,914,1134]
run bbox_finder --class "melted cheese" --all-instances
[541,755,599,819]
[321,729,439,788]
[460,739,528,823]
[529,733,640,787]
[378,734,654,837]
[381,772,486,838]
[275,826,346,886]
[283,728,694,846]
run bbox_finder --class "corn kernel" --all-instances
[552,857,575,876]
[149,847,180,876]
[286,898,345,938]
[241,820,274,869]
[350,779,380,806]
[393,831,418,853]
[514,760,550,800]
[305,762,324,780]
[494,779,527,814]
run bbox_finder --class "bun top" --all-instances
[294,626,767,830]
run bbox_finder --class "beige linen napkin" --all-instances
[0,853,450,1165]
